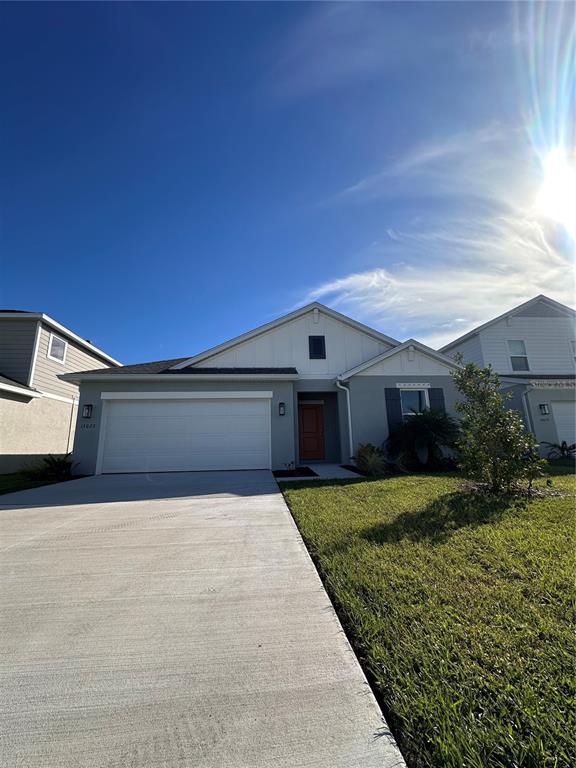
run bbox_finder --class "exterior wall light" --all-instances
[278,402,286,416]
[82,404,93,419]
[538,404,550,416]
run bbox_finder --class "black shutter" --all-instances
[385,388,403,433]
[428,388,446,413]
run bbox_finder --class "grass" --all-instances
[0,471,58,495]
[282,466,575,768]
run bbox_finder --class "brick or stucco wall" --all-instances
[0,392,77,473]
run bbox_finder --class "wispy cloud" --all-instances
[303,120,574,347]
[304,214,572,348]
[269,4,441,97]
[287,2,574,347]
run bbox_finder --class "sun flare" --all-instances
[535,148,576,239]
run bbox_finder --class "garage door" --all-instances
[551,401,576,445]
[98,397,271,473]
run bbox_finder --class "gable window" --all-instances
[400,389,429,417]
[48,333,67,363]
[508,340,529,371]
[309,335,326,360]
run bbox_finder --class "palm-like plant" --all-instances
[386,409,460,470]
[541,440,576,460]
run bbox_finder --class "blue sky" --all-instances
[1,2,574,364]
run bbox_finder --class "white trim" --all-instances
[399,387,430,415]
[395,382,431,389]
[95,400,109,475]
[169,302,400,370]
[338,339,459,380]
[40,391,78,404]
[47,332,68,364]
[28,320,41,386]
[100,391,274,400]
[440,295,576,353]
[0,381,42,398]
[0,312,121,366]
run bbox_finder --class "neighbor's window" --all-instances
[400,389,428,417]
[48,333,67,363]
[309,335,326,359]
[508,340,529,371]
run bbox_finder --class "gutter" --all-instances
[335,378,354,460]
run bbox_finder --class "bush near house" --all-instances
[385,409,459,471]
[282,466,574,768]
[452,361,546,492]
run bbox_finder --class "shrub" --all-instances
[452,361,546,493]
[23,454,77,482]
[386,409,460,470]
[541,440,576,460]
[354,443,390,477]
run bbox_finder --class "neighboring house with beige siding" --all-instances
[0,311,120,473]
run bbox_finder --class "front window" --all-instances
[400,389,428,417]
[48,333,67,363]
[508,340,529,371]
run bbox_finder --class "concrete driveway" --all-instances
[0,471,404,768]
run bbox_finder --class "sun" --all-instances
[535,147,576,239]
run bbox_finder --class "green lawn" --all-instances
[0,472,57,495]
[282,467,575,768]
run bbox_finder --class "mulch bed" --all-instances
[273,466,318,478]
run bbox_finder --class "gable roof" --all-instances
[0,310,121,366]
[338,339,460,380]
[440,295,576,353]
[169,302,400,370]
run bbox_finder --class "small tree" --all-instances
[452,361,546,493]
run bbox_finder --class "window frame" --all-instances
[308,335,326,360]
[507,339,529,372]
[399,388,430,418]
[47,332,68,364]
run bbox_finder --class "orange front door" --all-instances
[298,403,325,461]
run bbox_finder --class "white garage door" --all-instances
[99,397,271,473]
[551,401,576,445]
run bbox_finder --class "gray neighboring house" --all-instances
[0,311,121,473]
[440,295,576,450]
[63,302,461,475]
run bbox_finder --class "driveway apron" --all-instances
[0,471,405,767]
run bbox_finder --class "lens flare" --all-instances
[516,1,576,245]
[535,148,576,238]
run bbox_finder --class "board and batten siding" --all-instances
[0,318,38,385]
[478,316,575,375]
[32,324,113,399]
[194,310,394,376]
[356,346,454,376]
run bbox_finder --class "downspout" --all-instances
[66,397,78,453]
[521,386,535,434]
[335,378,354,461]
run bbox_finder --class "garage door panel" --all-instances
[100,398,271,473]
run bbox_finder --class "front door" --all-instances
[298,403,325,461]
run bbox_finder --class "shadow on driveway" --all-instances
[0,470,278,510]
